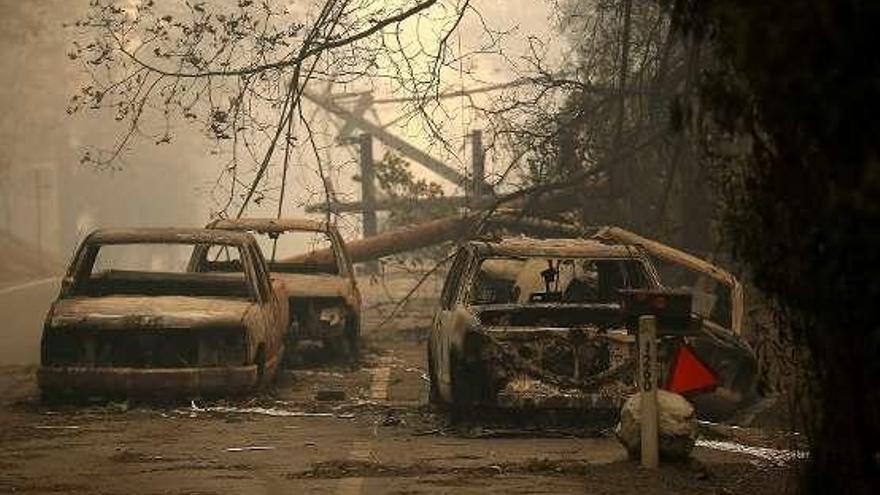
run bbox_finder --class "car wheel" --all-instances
[447,348,473,422]
[255,346,267,390]
[326,325,358,363]
[427,340,440,404]
[40,388,64,405]
[449,348,464,405]
[345,315,361,362]
[283,317,301,367]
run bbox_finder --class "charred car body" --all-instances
[428,238,651,411]
[428,232,757,417]
[205,218,361,359]
[39,229,287,398]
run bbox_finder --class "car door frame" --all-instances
[430,246,475,400]
[243,239,285,370]
[327,227,361,311]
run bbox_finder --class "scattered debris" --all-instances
[185,402,335,418]
[411,428,445,437]
[315,389,346,402]
[291,370,346,379]
[380,411,402,427]
[401,366,431,383]
[225,446,276,452]
[695,439,807,466]
[455,426,585,439]
[287,458,595,479]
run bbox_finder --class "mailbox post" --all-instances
[638,315,659,469]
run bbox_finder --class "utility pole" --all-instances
[306,91,465,185]
[358,133,379,274]
[470,130,485,203]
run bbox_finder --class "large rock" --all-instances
[615,390,698,460]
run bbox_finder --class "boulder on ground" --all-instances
[615,390,698,460]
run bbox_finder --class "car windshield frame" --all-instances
[64,238,259,301]
[203,228,345,276]
[465,255,655,306]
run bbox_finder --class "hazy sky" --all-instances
[0,0,568,254]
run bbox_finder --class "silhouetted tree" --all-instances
[666,1,880,492]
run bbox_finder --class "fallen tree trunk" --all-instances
[594,226,744,335]
[283,212,581,265]
[289,175,609,266]
[305,196,471,214]
[284,215,480,266]
[305,179,609,216]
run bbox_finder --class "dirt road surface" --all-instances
[0,293,802,494]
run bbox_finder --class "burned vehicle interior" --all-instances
[473,257,651,304]
[196,237,341,276]
[205,218,345,273]
[73,243,256,300]
[471,256,653,328]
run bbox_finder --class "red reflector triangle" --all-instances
[665,345,719,395]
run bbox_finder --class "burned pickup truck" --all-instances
[205,218,361,360]
[39,229,287,399]
[427,233,756,417]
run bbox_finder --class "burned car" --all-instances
[39,228,287,399]
[205,218,361,359]
[428,238,652,410]
[428,233,757,416]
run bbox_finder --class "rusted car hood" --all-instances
[49,296,253,330]
[271,273,349,299]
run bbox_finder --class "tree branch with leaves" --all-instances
[67,0,473,218]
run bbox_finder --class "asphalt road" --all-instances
[0,289,803,494]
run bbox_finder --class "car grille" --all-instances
[44,330,200,368]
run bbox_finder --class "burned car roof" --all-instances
[208,217,331,234]
[472,237,648,258]
[85,228,254,246]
